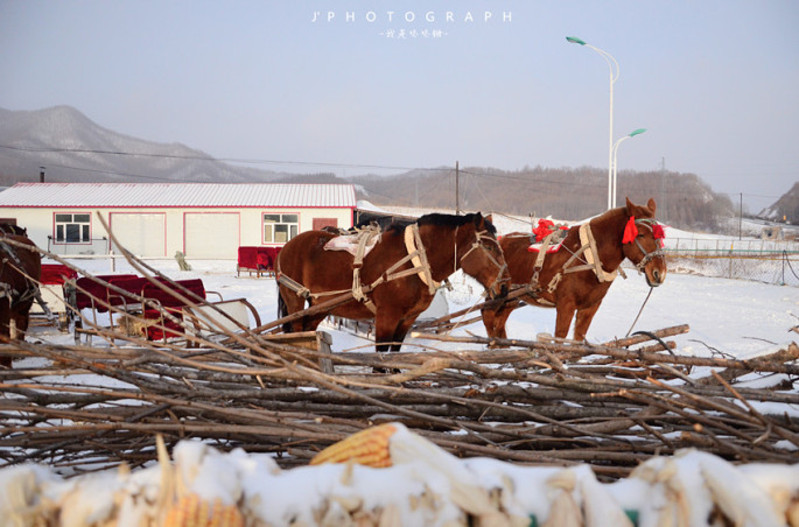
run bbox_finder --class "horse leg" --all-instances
[372,311,408,373]
[481,303,515,340]
[554,303,577,339]
[388,317,418,353]
[373,312,398,354]
[278,286,308,333]
[0,308,11,367]
[12,303,33,341]
[572,303,601,342]
[481,306,500,339]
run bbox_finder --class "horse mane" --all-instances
[382,212,496,237]
[590,206,626,225]
[417,212,497,235]
[590,201,654,228]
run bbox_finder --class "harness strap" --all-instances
[529,231,555,287]
[404,224,439,295]
[0,240,44,312]
[277,273,314,299]
[0,282,14,302]
[351,228,381,313]
[529,223,619,299]
[578,223,618,283]
[280,224,443,309]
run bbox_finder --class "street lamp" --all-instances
[611,128,647,208]
[566,36,620,210]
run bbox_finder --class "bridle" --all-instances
[455,226,510,298]
[626,218,665,273]
[0,237,42,309]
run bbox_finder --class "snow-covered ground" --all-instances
[28,254,798,364]
[8,221,799,527]
[27,204,798,363]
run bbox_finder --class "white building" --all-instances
[0,182,356,259]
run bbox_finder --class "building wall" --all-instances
[1,206,354,259]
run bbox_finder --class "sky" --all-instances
[1,1,798,213]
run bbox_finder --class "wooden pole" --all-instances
[455,161,460,215]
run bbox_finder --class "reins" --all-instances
[456,227,509,298]
[625,286,654,338]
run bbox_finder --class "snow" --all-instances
[3,423,798,526]
[4,216,799,526]
[27,253,795,362]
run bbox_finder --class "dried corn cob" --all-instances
[161,494,244,527]
[310,423,398,468]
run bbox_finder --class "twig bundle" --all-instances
[2,232,797,479]
[1,320,797,480]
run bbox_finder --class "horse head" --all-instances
[456,213,510,299]
[621,197,667,287]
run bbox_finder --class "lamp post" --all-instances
[611,128,647,208]
[566,36,619,210]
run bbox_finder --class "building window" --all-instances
[263,213,298,243]
[55,213,91,243]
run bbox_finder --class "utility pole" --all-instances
[39,166,45,183]
[659,157,666,223]
[455,161,460,215]
[739,193,743,240]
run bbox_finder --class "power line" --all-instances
[2,143,787,204]
[0,144,440,173]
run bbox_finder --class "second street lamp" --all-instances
[611,128,647,208]
[566,36,620,210]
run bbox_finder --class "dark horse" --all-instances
[277,212,509,352]
[0,232,42,367]
[481,198,667,341]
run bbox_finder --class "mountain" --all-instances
[758,182,799,224]
[0,106,740,230]
[0,106,278,184]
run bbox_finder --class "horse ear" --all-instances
[625,197,634,213]
[484,213,493,224]
[647,198,657,214]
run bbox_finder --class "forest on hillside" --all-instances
[343,166,736,231]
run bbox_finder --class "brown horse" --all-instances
[277,212,509,352]
[481,198,667,341]
[0,233,42,367]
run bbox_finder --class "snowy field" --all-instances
[27,254,798,365]
[8,225,799,526]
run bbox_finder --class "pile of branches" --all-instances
[1,318,798,480]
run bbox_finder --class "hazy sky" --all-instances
[1,1,797,212]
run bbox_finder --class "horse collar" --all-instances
[579,223,618,283]
[403,224,439,294]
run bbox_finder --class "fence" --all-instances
[662,238,799,287]
[666,237,799,255]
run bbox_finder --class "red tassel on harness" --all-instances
[622,216,638,244]
[533,219,555,243]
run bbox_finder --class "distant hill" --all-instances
[0,106,278,184]
[0,105,750,230]
[758,181,799,224]
[350,165,736,229]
